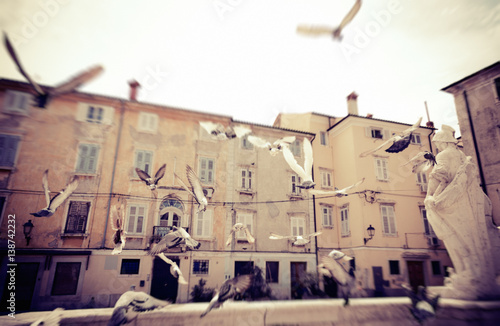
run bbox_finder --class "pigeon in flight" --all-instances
[135,164,166,191]
[297,0,362,41]
[30,170,79,217]
[3,32,103,108]
[319,250,356,306]
[309,178,365,197]
[156,253,188,285]
[359,117,423,157]
[110,204,127,255]
[175,165,208,213]
[200,274,253,318]
[402,284,440,324]
[30,307,64,326]
[108,290,169,326]
[282,138,315,189]
[401,151,436,174]
[269,231,322,246]
[149,226,201,255]
[247,135,296,156]
[200,121,251,140]
[226,223,256,247]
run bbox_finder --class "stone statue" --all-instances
[424,125,500,300]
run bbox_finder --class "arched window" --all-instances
[159,198,184,228]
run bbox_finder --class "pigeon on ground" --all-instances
[135,164,166,190]
[247,135,296,156]
[319,250,356,306]
[30,307,64,326]
[401,152,436,173]
[3,32,103,108]
[282,138,315,189]
[156,253,188,285]
[175,165,208,213]
[149,226,201,255]
[108,290,169,326]
[226,223,255,246]
[30,170,79,217]
[297,0,362,41]
[200,274,253,318]
[402,284,440,324]
[360,117,423,157]
[110,204,127,255]
[200,121,251,140]
[309,178,365,197]
[269,231,322,246]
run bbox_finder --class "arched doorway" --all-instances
[158,198,184,231]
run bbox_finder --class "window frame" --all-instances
[3,90,31,115]
[86,105,104,124]
[320,170,332,188]
[266,261,279,283]
[416,172,428,192]
[410,133,422,145]
[290,174,302,196]
[75,143,100,174]
[236,212,253,240]
[198,157,215,185]
[389,260,400,275]
[120,259,140,275]
[320,131,328,146]
[64,200,91,234]
[0,133,21,169]
[194,209,213,239]
[340,206,350,236]
[380,204,397,236]
[290,139,301,157]
[421,206,438,245]
[374,157,389,181]
[241,135,254,150]
[240,168,254,190]
[321,205,333,227]
[126,204,147,235]
[193,259,209,275]
[431,260,442,275]
[46,256,86,298]
[138,112,159,133]
[290,216,305,237]
[134,149,154,177]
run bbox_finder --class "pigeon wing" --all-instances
[48,176,79,210]
[282,146,308,180]
[110,205,120,231]
[307,231,322,238]
[174,172,197,199]
[247,135,270,148]
[385,134,412,153]
[200,121,218,135]
[42,169,51,207]
[186,165,206,204]
[269,232,294,240]
[244,227,255,243]
[157,253,174,266]
[232,125,252,138]
[51,65,103,96]
[303,138,314,179]
[359,137,394,157]
[153,164,167,183]
[297,25,334,36]
[337,0,362,30]
[148,231,184,255]
[321,256,351,285]
[135,168,151,183]
[404,117,423,135]
[276,136,296,146]
[337,178,365,193]
[30,307,64,326]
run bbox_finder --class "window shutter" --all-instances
[203,210,212,237]
[128,206,136,233]
[383,130,391,139]
[0,135,20,166]
[135,151,144,171]
[365,127,371,137]
[144,152,152,175]
[88,145,99,173]
[77,144,88,172]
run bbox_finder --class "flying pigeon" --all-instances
[401,151,436,174]
[156,253,188,285]
[319,250,356,306]
[282,138,315,189]
[308,178,365,197]
[110,204,127,255]
[30,170,79,217]
[200,274,253,318]
[269,231,322,246]
[108,290,169,326]
[226,223,255,246]
[30,307,64,326]
[297,0,362,41]
[247,135,296,156]
[359,117,423,157]
[149,226,201,255]
[135,164,166,191]
[402,284,440,324]
[175,165,208,213]
[3,32,103,108]
[200,121,251,140]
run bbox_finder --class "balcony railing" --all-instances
[150,226,189,244]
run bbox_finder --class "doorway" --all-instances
[372,266,385,297]
[1,262,39,312]
[234,261,254,277]
[407,260,425,291]
[150,256,180,303]
[290,262,307,299]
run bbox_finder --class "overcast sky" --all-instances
[1,0,499,135]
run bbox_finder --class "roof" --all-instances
[441,61,500,92]
[327,114,435,132]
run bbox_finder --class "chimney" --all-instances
[347,91,358,116]
[128,80,141,101]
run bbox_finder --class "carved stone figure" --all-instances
[424,125,500,300]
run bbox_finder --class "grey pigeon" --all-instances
[319,250,356,306]
[30,170,79,217]
[110,204,127,255]
[108,290,169,326]
[156,253,188,284]
[226,223,255,246]
[135,164,166,190]
[175,165,208,212]
[247,135,296,156]
[200,121,251,140]
[402,284,440,324]
[402,151,436,173]
[149,226,200,255]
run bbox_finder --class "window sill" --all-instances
[323,225,333,229]
[61,233,89,238]
[238,189,255,196]
[341,233,351,237]
[288,194,304,200]
[73,172,98,177]
[137,129,158,134]
[0,166,14,171]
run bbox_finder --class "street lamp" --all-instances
[364,225,375,245]
[23,220,34,245]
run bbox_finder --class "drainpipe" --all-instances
[101,100,126,248]
[309,134,319,268]
[463,91,487,195]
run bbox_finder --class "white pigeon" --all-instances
[156,253,188,285]
[108,290,169,326]
[401,151,436,173]
[359,117,423,157]
[200,274,253,318]
[297,0,362,41]
[320,251,356,306]
[30,307,64,326]
[149,226,201,255]
[110,204,127,255]
[226,223,256,246]
[175,165,208,213]
[247,135,296,156]
[282,138,315,189]
[135,164,166,190]
[200,121,251,140]
[30,170,79,217]
[309,178,365,197]
[269,231,322,246]
[4,32,103,108]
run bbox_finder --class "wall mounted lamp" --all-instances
[364,225,375,245]
[23,219,34,245]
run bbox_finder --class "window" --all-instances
[134,150,153,176]
[371,128,383,139]
[195,209,212,238]
[266,261,279,283]
[193,260,209,274]
[138,112,158,133]
[51,262,81,295]
[416,172,428,192]
[431,261,441,275]
[340,207,350,236]
[381,205,397,235]
[321,206,333,227]
[389,260,400,275]
[199,157,215,184]
[320,171,332,188]
[495,77,500,99]
[291,216,305,237]
[64,201,90,233]
[421,207,438,246]
[241,169,253,190]
[76,102,114,125]
[411,134,421,145]
[237,213,253,240]
[291,175,302,195]
[290,139,301,156]
[375,158,389,181]
[3,90,30,114]
[241,135,253,150]
[76,144,99,174]
[120,259,140,275]
[127,205,146,234]
[86,106,104,123]
[0,134,20,168]
[159,198,184,228]
[320,131,328,145]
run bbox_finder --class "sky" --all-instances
[0,0,499,135]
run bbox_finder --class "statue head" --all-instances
[432,125,458,144]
